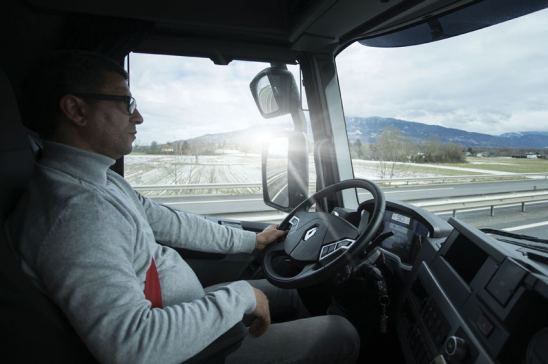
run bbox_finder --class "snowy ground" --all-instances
[350,159,505,179]
[126,153,262,186]
[125,153,519,196]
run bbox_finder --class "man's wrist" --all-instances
[255,232,264,250]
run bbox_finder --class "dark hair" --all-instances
[22,50,128,138]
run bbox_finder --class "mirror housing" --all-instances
[250,67,299,119]
[262,132,309,212]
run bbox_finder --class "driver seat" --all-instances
[0,68,244,363]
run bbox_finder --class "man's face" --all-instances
[82,72,143,159]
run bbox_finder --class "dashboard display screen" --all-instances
[381,211,429,264]
[392,213,411,226]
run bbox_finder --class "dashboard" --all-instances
[395,214,548,364]
[344,200,548,364]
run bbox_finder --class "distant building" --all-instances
[161,143,174,153]
[511,152,542,159]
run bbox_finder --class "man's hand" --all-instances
[255,224,287,251]
[249,288,271,337]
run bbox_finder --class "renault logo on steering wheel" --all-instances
[304,227,318,241]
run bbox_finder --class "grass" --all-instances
[374,163,526,187]
[442,157,548,173]
[391,164,484,176]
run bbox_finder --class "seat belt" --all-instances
[144,258,163,308]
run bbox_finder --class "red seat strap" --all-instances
[144,258,163,308]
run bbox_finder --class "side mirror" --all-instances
[262,132,309,212]
[250,67,299,119]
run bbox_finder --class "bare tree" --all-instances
[371,128,413,179]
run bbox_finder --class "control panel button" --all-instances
[476,314,494,337]
[320,246,329,258]
[486,259,526,306]
[444,336,467,361]
[429,355,447,364]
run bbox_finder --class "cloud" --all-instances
[336,7,548,135]
[129,54,301,144]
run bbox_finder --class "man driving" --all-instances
[7,51,360,364]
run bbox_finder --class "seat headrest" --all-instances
[0,69,35,220]
[0,70,25,147]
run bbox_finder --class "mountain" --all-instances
[500,131,548,137]
[346,116,548,149]
[182,125,278,146]
[168,125,281,153]
[165,116,548,150]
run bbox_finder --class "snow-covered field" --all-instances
[351,160,443,179]
[125,154,514,196]
[125,153,262,186]
[126,154,502,183]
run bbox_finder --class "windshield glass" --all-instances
[336,8,548,239]
[126,54,309,222]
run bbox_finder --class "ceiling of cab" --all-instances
[26,0,488,63]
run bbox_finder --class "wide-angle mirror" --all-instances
[264,137,290,208]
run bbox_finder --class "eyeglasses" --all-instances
[71,93,137,115]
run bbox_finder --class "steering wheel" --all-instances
[263,179,386,288]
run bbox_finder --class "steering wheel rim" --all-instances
[263,178,386,288]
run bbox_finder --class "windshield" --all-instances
[126,54,309,222]
[336,8,548,239]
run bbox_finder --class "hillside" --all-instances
[346,116,548,148]
[161,116,548,150]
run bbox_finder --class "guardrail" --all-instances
[412,190,548,217]
[133,172,548,196]
[374,172,548,186]
[135,183,262,191]
[134,183,263,197]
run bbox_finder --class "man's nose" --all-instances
[131,108,144,124]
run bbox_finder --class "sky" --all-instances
[129,7,548,145]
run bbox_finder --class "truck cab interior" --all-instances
[1,1,548,363]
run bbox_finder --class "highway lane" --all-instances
[151,180,548,236]
[378,179,548,201]
[154,179,548,204]
[153,179,548,215]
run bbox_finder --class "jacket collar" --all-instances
[40,141,116,186]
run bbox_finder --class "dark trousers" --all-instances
[208,279,360,364]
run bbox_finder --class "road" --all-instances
[153,179,548,237]
[380,179,548,201]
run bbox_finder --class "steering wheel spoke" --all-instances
[319,238,356,262]
[293,262,321,282]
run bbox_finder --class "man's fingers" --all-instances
[263,224,277,232]
[249,289,270,336]
[275,229,287,241]
[272,228,287,238]
[256,227,288,250]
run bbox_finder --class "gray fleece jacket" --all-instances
[7,141,258,364]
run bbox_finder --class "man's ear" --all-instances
[59,95,88,126]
